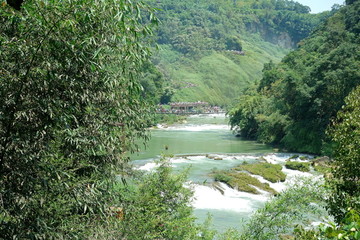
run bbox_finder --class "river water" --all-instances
[131,114,314,232]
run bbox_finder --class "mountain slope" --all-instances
[148,0,332,105]
[229,0,360,154]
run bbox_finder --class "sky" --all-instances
[295,0,345,13]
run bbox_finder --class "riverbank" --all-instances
[152,113,188,126]
[131,114,330,232]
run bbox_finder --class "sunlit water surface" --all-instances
[130,114,314,232]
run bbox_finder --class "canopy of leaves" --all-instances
[229,1,360,154]
[113,161,216,240]
[0,0,158,238]
[327,85,360,222]
[144,0,332,105]
[151,0,327,52]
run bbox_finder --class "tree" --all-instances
[220,177,328,240]
[346,0,358,5]
[225,35,242,51]
[229,1,359,154]
[0,0,157,238]
[116,159,216,240]
[228,93,264,139]
[327,85,360,222]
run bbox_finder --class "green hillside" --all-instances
[229,0,360,154]
[147,0,332,106]
[156,40,289,106]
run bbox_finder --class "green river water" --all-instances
[131,114,272,161]
[130,114,313,232]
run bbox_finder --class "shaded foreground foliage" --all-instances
[327,85,360,223]
[113,160,216,240]
[0,0,158,238]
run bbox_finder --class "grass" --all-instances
[313,165,332,174]
[156,34,289,106]
[285,161,311,172]
[234,162,286,183]
[214,171,277,195]
[311,156,332,174]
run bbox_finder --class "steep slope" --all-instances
[156,40,289,106]
[229,0,360,154]
[148,0,331,106]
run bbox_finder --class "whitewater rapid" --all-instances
[133,114,319,231]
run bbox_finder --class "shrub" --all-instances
[235,163,286,183]
[214,171,277,194]
[285,162,311,172]
[240,178,328,240]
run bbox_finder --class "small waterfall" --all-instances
[192,182,269,213]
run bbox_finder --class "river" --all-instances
[131,114,314,232]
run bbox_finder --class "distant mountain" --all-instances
[147,0,332,106]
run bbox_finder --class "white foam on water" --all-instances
[171,157,191,164]
[138,157,192,171]
[248,174,286,193]
[263,153,314,164]
[238,155,259,160]
[188,155,208,161]
[206,154,231,159]
[191,182,268,212]
[138,162,158,171]
[188,113,226,118]
[164,124,230,131]
[249,165,317,193]
[263,153,290,164]
[137,153,320,219]
[282,166,314,178]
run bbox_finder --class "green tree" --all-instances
[229,1,360,154]
[327,85,360,222]
[228,93,264,139]
[225,35,242,51]
[116,160,216,240]
[220,177,328,240]
[0,0,157,238]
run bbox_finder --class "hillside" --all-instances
[229,0,360,154]
[147,0,332,106]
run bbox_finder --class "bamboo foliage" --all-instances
[0,0,157,238]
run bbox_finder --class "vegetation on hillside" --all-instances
[145,0,333,105]
[229,1,360,154]
[152,0,330,52]
[227,1,360,238]
[293,84,360,240]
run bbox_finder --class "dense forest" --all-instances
[228,0,360,154]
[144,0,334,105]
[1,0,359,239]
